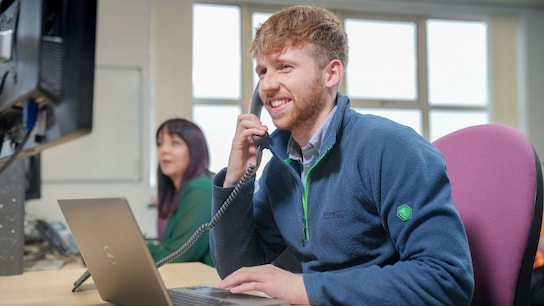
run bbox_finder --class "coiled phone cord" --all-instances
[72,148,264,292]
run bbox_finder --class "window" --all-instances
[345,16,489,141]
[427,20,488,106]
[426,19,489,141]
[192,4,241,99]
[345,19,417,101]
[192,4,242,174]
[193,104,240,173]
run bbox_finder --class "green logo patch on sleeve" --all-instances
[397,204,413,221]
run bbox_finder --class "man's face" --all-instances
[254,43,330,136]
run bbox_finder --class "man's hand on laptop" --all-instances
[218,264,309,305]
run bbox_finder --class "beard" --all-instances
[272,77,328,132]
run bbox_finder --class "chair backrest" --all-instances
[433,124,543,306]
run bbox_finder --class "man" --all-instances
[210,5,474,305]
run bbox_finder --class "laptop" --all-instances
[58,197,289,306]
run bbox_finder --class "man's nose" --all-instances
[259,72,280,92]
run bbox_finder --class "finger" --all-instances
[218,272,248,289]
[228,281,261,294]
[219,267,261,288]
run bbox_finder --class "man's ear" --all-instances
[324,59,343,89]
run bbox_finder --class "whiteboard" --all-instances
[42,66,143,183]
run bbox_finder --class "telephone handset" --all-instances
[250,83,271,150]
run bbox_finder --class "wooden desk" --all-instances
[0,262,220,305]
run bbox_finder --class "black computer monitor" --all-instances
[0,0,97,165]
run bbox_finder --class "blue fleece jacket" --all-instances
[210,93,474,305]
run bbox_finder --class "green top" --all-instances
[147,173,214,266]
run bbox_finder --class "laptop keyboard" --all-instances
[168,289,237,306]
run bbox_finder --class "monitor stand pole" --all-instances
[0,159,25,275]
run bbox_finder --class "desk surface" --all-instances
[0,262,221,305]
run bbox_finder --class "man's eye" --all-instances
[280,65,292,71]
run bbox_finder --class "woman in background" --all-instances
[147,118,214,266]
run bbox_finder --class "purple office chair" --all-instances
[433,124,543,306]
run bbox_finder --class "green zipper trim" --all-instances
[302,147,332,241]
